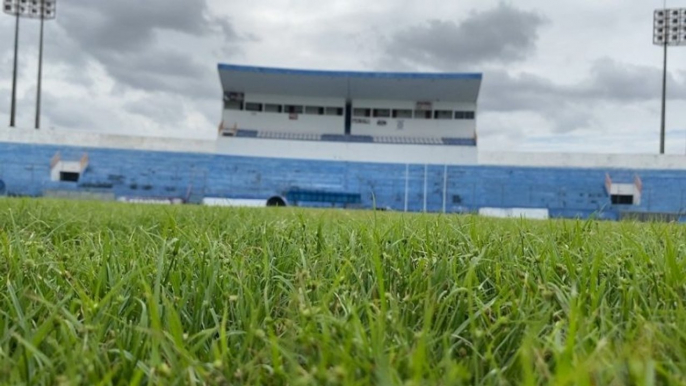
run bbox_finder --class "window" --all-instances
[373,109,391,118]
[224,101,243,110]
[611,195,634,205]
[393,109,413,119]
[60,172,80,182]
[305,106,325,115]
[285,105,304,114]
[414,110,432,119]
[325,107,344,116]
[353,108,371,117]
[434,110,453,120]
[265,104,283,113]
[245,102,263,112]
[455,111,475,120]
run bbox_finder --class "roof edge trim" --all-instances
[218,63,483,80]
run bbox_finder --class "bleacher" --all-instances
[257,131,322,141]
[1,140,685,218]
[374,136,443,145]
[321,134,374,143]
[223,128,477,147]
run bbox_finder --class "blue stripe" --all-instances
[218,63,482,80]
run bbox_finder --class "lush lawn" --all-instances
[1,198,686,385]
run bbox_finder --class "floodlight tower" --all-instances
[3,0,57,129]
[653,7,686,154]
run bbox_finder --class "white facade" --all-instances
[222,94,345,135]
[221,94,477,139]
[351,100,476,138]
[215,136,478,165]
[217,64,482,140]
[480,151,686,171]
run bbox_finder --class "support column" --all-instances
[10,12,20,127]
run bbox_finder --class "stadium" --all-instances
[4,1,686,384]
[1,63,685,221]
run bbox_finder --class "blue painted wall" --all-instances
[1,141,685,220]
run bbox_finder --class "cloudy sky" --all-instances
[1,0,685,154]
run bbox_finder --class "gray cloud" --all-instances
[50,0,247,96]
[377,3,686,136]
[57,0,237,54]
[4,0,252,134]
[383,3,546,70]
[479,60,686,134]
[481,59,686,125]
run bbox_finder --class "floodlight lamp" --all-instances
[3,0,56,19]
[653,8,686,46]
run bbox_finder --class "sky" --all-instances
[1,0,685,154]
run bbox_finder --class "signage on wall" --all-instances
[353,118,370,124]
[416,101,432,111]
[289,113,299,120]
[117,197,184,205]
[377,120,387,126]
[397,120,405,130]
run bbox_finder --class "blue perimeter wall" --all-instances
[1,141,686,220]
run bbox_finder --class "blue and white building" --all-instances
[1,64,685,221]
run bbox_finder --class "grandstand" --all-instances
[1,63,686,222]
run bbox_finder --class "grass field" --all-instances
[1,199,686,385]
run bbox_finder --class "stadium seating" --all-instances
[441,138,478,146]
[1,141,685,218]
[320,134,374,143]
[257,131,321,141]
[225,129,478,147]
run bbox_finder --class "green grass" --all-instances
[1,198,686,385]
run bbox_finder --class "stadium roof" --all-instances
[218,64,483,102]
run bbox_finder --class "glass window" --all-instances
[373,109,391,118]
[224,101,243,111]
[414,110,432,120]
[392,109,413,119]
[285,105,304,114]
[353,108,371,117]
[434,110,453,120]
[325,107,344,116]
[245,102,263,112]
[305,106,325,115]
[264,104,282,113]
[455,111,475,120]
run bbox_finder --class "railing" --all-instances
[634,174,643,194]
[219,124,239,137]
[605,173,613,194]
[50,152,61,169]
[80,153,89,171]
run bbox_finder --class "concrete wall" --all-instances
[3,127,686,171]
[50,161,82,181]
[479,207,550,220]
[222,94,345,135]
[480,151,686,171]
[0,127,215,154]
[350,100,476,138]
[216,136,479,165]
